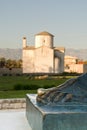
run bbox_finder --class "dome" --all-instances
[35,31,54,48]
[35,31,54,37]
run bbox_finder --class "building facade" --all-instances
[64,55,87,73]
[22,31,65,73]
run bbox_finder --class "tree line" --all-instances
[0,57,22,68]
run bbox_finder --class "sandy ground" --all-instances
[0,109,31,130]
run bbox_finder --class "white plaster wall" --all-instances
[34,46,54,73]
[83,64,87,73]
[35,35,53,48]
[23,48,64,73]
[22,49,34,73]
[64,56,77,65]
[70,64,83,73]
[54,58,60,73]
[54,50,64,73]
[65,64,83,73]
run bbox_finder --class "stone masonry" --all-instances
[0,98,26,110]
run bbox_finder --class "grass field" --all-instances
[0,75,77,99]
[0,90,37,99]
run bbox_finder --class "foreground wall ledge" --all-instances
[0,98,26,109]
[26,94,87,130]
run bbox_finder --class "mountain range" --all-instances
[0,48,87,60]
[0,48,22,60]
[65,48,87,60]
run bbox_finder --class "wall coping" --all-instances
[0,98,26,110]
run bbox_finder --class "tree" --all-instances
[5,59,22,68]
[0,57,6,68]
[16,59,22,68]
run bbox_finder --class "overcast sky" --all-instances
[0,0,87,49]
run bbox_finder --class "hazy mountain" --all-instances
[65,48,87,60]
[0,48,22,60]
[0,48,87,60]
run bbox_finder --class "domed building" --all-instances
[22,31,65,73]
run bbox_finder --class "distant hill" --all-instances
[0,48,87,60]
[0,48,22,60]
[65,48,87,60]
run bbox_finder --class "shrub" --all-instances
[14,84,23,90]
[14,84,40,90]
[13,83,55,90]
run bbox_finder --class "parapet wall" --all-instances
[0,98,26,110]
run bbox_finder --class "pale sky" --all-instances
[0,0,87,49]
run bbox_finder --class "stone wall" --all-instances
[0,68,22,75]
[34,46,54,73]
[0,98,26,110]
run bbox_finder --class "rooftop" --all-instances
[36,31,54,37]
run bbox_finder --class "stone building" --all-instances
[22,31,65,74]
[64,55,78,66]
[64,55,87,73]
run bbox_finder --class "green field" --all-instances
[0,75,76,99]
